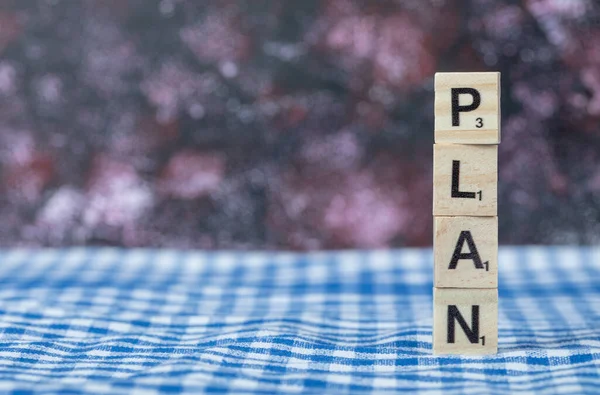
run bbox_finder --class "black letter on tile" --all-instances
[451,161,476,199]
[447,305,479,344]
[449,231,485,270]
[451,88,481,126]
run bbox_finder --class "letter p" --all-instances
[451,88,481,127]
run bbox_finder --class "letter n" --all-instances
[447,305,479,344]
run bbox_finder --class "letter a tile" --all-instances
[433,144,497,216]
[435,72,500,144]
[433,288,498,355]
[434,216,497,288]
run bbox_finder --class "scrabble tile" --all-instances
[434,216,497,288]
[433,144,497,216]
[435,72,500,144]
[433,288,498,355]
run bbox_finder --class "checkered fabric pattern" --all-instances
[0,247,598,394]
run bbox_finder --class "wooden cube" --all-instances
[434,216,497,288]
[433,288,498,355]
[435,72,500,144]
[433,144,497,216]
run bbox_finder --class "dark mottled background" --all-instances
[0,0,599,249]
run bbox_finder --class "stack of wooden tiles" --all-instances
[432,72,500,355]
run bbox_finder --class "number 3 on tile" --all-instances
[476,117,483,128]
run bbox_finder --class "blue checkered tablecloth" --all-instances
[0,247,598,394]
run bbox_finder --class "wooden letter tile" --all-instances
[434,216,497,288]
[435,72,500,144]
[433,288,498,355]
[433,144,497,216]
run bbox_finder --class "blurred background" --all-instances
[0,0,599,249]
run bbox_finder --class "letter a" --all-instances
[449,231,484,269]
